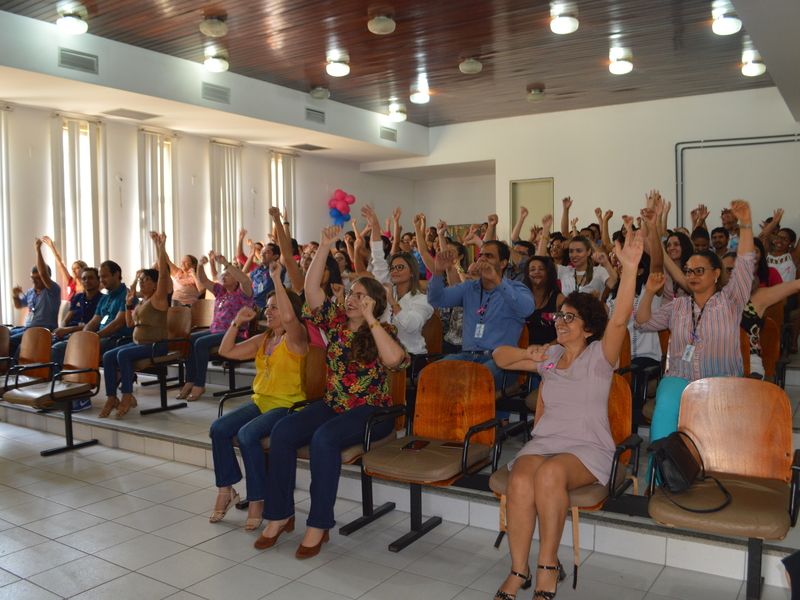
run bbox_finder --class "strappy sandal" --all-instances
[532,562,566,600]
[245,517,263,531]
[115,395,138,419]
[210,488,240,523]
[99,397,119,419]
[493,566,532,600]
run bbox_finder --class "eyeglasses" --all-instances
[137,276,151,283]
[389,264,406,273]
[682,267,709,277]
[725,267,734,274]
[776,235,791,242]
[344,290,366,301]
[553,311,583,324]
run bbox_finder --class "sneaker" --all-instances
[72,398,92,412]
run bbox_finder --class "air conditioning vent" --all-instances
[58,48,99,74]
[202,82,231,104]
[380,126,397,142]
[305,108,325,124]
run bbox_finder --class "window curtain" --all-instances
[269,151,296,223]
[0,108,12,324]
[210,141,242,257]
[138,131,176,267]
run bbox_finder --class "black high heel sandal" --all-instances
[532,562,566,600]
[493,566,532,600]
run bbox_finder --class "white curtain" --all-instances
[50,116,105,277]
[138,131,176,266]
[0,109,12,324]
[210,142,242,258]
[269,151,296,224]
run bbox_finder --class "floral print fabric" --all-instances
[210,283,254,335]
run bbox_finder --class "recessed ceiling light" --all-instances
[388,103,407,122]
[56,14,88,35]
[200,18,228,38]
[609,48,633,74]
[712,14,742,35]
[459,58,483,74]
[527,88,546,103]
[368,15,396,35]
[550,14,578,34]
[309,87,330,100]
[741,47,766,76]
[204,56,229,72]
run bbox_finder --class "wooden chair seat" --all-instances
[4,381,94,407]
[1,375,46,395]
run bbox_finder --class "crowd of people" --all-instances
[6,193,800,597]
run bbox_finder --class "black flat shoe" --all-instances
[532,562,566,600]
[493,566,531,600]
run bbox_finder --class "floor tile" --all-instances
[78,493,156,519]
[56,521,145,553]
[0,579,62,600]
[243,540,339,580]
[137,548,237,589]
[151,514,237,546]
[114,504,195,533]
[194,528,268,563]
[345,529,437,569]
[68,464,134,484]
[171,468,216,488]
[128,480,202,503]
[17,475,88,498]
[97,471,167,493]
[139,461,204,479]
[0,527,49,557]
[649,566,744,600]
[297,554,398,599]
[185,564,290,600]
[0,568,19,587]
[0,497,75,526]
[27,555,129,598]
[0,469,59,489]
[405,544,503,587]
[163,593,207,600]
[47,483,122,508]
[163,488,215,514]
[94,534,188,571]
[439,522,511,560]
[261,581,351,600]
[359,570,465,600]
[555,576,647,600]
[113,455,172,471]
[0,540,86,578]
[69,571,178,600]
[736,583,790,600]
[576,551,664,591]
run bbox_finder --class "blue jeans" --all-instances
[439,352,510,418]
[9,328,26,361]
[209,403,289,501]
[186,330,235,387]
[103,342,166,395]
[263,401,394,530]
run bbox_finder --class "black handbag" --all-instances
[651,431,732,513]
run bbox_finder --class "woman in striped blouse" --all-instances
[635,200,755,445]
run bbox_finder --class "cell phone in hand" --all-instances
[401,439,429,451]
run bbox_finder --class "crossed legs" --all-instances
[497,453,596,599]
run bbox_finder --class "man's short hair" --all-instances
[691,227,710,241]
[483,240,510,264]
[100,260,122,277]
[711,227,729,239]
[266,243,280,257]
[81,267,99,279]
[31,264,52,276]
[514,241,536,255]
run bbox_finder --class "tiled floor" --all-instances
[0,421,792,600]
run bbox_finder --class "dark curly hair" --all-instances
[350,277,389,364]
[563,291,608,344]
[690,250,724,291]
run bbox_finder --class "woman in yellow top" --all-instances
[209,260,309,531]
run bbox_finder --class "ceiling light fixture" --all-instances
[609,47,633,74]
[741,49,766,76]
[711,2,742,35]
[309,87,330,100]
[527,88,546,103]
[409,74,430,104]
[388,103,407,122]
[367,15,396,35]
[56,14,88,35]
[204,56,229,72]
[200,17,228,38]
[326,52,350,77]
[550,3,578,34]
[459,58,483,74]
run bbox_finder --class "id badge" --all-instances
[475,323,485,339]
[258,282,264,293]
[681,344,696,362]
[101,315,109,325]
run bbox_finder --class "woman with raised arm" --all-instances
[491,229,645,600]
[254,225,409,559]
[175,251,254,402]
[165,252,202,306]
[208,260,309,531]
[100,232,171,419]
[635,200,755,446]
[41,236,87,299]
[556,235,618,297]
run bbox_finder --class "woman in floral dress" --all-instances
[254,225,409,559]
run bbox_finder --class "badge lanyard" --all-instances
[475,287,494,339]
[682,297,710,362]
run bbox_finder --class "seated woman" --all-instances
[254,225,409,558]
[491,229,644,600]
[556,235,618,297]
[522,256,564,346]
[176,252,254,402]
[41,236,87,299]
[100,232,171,419]
[167,253,203,306]
[208,262,309,530]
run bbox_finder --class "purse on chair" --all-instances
[651,431,732,513]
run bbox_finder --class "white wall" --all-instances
[414,175,495,226]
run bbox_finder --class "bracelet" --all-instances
[126,304,133,309]
[369,321,382,330]
[740,224,752,229]
[230,322,240,328]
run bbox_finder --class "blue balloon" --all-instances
[340,213,351,222]
[329,208,341,218]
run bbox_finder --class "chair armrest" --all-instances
[288,396,324,414]
[106,335,132,351]
[8,362,56,386]
[409,353,444,382]
[52,368,102,399]
[608,434,643,499]
[617,363,640,377]
[364,404,407,451]
[463,417,502,476]
[775,358,789,390]
[217,388,254,418]
[790,449,800,527]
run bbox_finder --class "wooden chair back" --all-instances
[740,327,750,376]
[516,327,530,385]
[19,327,52,379]
[304,345,327,400]
[760,317,780,379]
[658,329,670,357]
[190,299,215,329]
[678,378,792,482]
[0,325,9,375]
[166,307,192,356]
[388,370,407,431]
[618,329,632,384]
[421,310,442,355]
[62,332,100,386]
[414,361,495,446]
[763,298,785,328]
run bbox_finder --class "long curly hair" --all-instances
[350,277,388,364]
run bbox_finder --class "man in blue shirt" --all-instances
[10,238,62,358]
[249,243,284,309]
[51,267,102,342]
[427,240,535,390]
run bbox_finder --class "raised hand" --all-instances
[570,217,579,229]
[360,205,381,230]
[412,214,424,229]
[331,283,345,303]
[562,196,573,210]
[697,204,709,221]
[41,236,55,249]
[232,306,257,328]
[361,294,377,321]
[34,237,43,251]
[520,206,529,219]
[382,282,394,305]
[645,272,666,294]
[268,206,280,219]
[616,229,645,271]
[199,256,209,266]
[434,249,454,276]
[595,207,603,220]
[392,207,402,222]
[530,224,541,242]
[593,250,610,267]
[436,220,448,236]
[385,218,391,232]
[12,285,23,296]
[238,228,247,240]
[208,250,218,264]
[773,208,784,223]
[525,343,550,363]
[487,214,499,227]
[215,254,228,265]
[603,210,613,222]
[463,231,481,246]
[149,231,159,244]
[730,200,751,224]
[268,259,282,280]
[320,225,342,247]
[640,208,657,226]
[541,214,553,230]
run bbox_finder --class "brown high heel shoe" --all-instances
[99,397,119,419]
[295,529,329,559]
[254,516,295,550]
[115,394,138,419]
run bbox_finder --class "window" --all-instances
[269,151,295,224]
[209,141,242,257]
[138,131,176,267]
[0,108,11,324]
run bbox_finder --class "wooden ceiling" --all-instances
[0,0,774,126]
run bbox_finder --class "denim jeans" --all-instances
[186,330,235,388]
[262,401,394,530]
[52,336,114,370]
[209,403,290,501]
[102,342,166,395]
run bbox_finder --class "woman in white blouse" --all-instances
[557,235,618,296]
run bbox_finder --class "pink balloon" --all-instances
[339,204,350,215]
[334,189,346,201]
[328,198,337,208]
[345,194,356,205]
[336,200,348,213]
